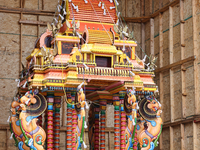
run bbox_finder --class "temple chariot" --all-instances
[9,0,162,150]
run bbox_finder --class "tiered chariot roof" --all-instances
[20,0,157,97]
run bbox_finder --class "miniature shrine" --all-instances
[8,0,162,150]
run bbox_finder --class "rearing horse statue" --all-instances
[138,96,163,150]
[9,91,47,150]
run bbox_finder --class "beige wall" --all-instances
[2,0,200,150]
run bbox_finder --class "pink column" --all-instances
[94,107,100,150]
[71,91,77,150]
[100,100,107,150]
[54,96,61,150]
[47,92,54,150]
[66,91,72,150]
[119,91,126,150]
[113,93,120,150]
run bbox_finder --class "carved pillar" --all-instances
[66,91,72,150]
[94,107,100,150]
[54,96,61,150]
[100,100,107,150]
[113,93,120,150]
[47,92,54,150]
[71,90,77,150]
[119,91,126,150]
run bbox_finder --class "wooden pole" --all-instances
[193,122,198,150]
[170,126,173,150]
[192,1,198,149]
[192,0,199,115]
[141,0,145,58]
[37,16,40,38]
[20,0,23,72]
[22,0,26,8]
[169,5,174,150]
[149,0,152,14]
[42,0,44,10]
[180,0,186,119]
[125,0,127,17]
[159,12,163,150]
[150,18,154,55]
[169,6,174,122]
[181,124,185,150]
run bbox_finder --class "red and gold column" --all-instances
[54,96,61,150]
[66,91,72,150]
[100,100,107,150]
[119,91,126,150]
[94,107,100,150]
[113,93,120,150]
[71,91,77,150]
[47,92,54,150]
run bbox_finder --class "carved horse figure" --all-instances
[138,96,163,150]
[124,89,138,150]
[9,102,29,150]
[75,87,87,150]
[10,91,47,150]
[18,92,47,150]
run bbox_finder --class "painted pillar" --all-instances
[113,93,120,150]
[54,96,61,150]
[66,91,72,150]
[100,100,107,150]
[94,107,100,150]
[71,91,77,150]
[119,91,126,150]
[47,92,54,150]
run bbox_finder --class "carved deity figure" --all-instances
[75,87,87,150]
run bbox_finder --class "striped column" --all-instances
[47,92,54,150]
[133,133,138,150]
[71,91,77,150]
[113,94,120,150]
[54,96,61,150]
[94,107,100,150]
[100,100,107,150]
[44,105,48,148]
[119,91,126,150]
[66,91,72,150]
